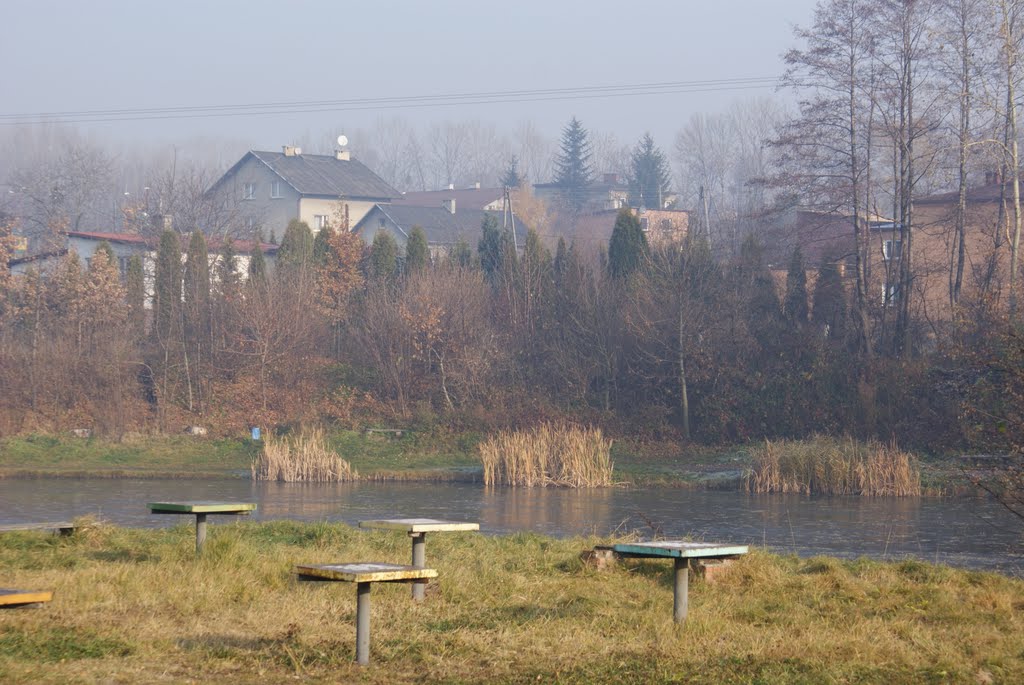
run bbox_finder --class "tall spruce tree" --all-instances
[277,219,314,276]
[447,237,475,269]
[628,133,672,209]
[478,214,515,279]
[153,230,182,342]
[369,231,398,282]
[405,226,429,273]
[553,117,593,213]
[607,208,648,279]
[783,246,809,323]
[812,259,848,340]
[247,243,267,286]
[183,232,211,347]
[312,225,332,267]
[126,254,145,339]
[500,155,524,188]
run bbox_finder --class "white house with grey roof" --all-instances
[353,201,528,259]
[206,146,399,238]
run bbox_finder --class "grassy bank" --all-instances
[0,431,969,491]
[1,521,1021,683]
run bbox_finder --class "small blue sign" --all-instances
[251,427,261,441]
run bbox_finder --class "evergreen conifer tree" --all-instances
[312,225,332,267]
[812,260,848,340]
[500,156,524,188]
[277,220,314,274]
[183,231,211,346]
[553,117,593,213]
[153,230,182,342]
[369,231,398,282]
[126,254,145,339]
[478,214,515,279]
[405,226,429,273]
[783,246,809,323]
[628,133,672,209]
[248,243,267,286]
[447,238,475,269]
[607,208,648,279]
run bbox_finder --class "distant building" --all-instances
[353,201,528,260]
[205,147,400,237]
[7,231,278,303]
[392,185,506,212]
[567,207,689,248]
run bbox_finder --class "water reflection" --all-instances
[0,479,1020,574]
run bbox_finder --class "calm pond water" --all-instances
[1,478,1021,574]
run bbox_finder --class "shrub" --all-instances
[251,426,357,482]
[479,423,613,487]
[744,436,920,496]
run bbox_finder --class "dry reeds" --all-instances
[479,423,613,487]
[251,427,357,482]
[745,436,920,496]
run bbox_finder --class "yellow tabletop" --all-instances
[359,518,479,533]
[296,563,438,583]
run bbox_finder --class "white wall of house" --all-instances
[299,197,377,233]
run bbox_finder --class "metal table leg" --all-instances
[411,532,427,601]
[195,513,207,555]
[673,557,689,623]
[356,582,371,665]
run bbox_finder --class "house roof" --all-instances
[916,181,1011,206]
[209,150,399,200]
[68,230,149,245]
[66,231,278,254]
[356,204,529,246]
[391,187,505,209]
[8,248,67,267]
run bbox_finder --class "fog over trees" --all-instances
[2,0,1024,469]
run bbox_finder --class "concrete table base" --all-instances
[297,562,438,665]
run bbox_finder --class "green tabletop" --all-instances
[612,541,749,558]
[148,501,256,514]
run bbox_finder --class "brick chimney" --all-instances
[283,146,301,157]
[335,149,350,161]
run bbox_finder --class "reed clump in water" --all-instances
[745,436,920,496]
[479,423,613,487]
[251,427,357,482]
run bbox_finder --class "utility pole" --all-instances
[503,185,519,252]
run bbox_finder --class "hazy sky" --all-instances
[2,0,820,152]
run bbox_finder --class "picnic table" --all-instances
[0,521,77,536]
[148,501,256,555]
[359,518,479,601]
[0,589,53,608]
[296,562,438,665]
[612,541,748,623]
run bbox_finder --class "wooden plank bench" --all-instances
[296,562,438,665]
[0,589,53,608]
[148,502,256,555]
[0,521,77,536]
[359,518,479,601]
[611,541,748,623]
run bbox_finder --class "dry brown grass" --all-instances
[745,436,921,496]
[479,423,613,487]
[0,522,1021,684]
[251,427,357,482]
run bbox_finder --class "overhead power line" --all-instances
[0,77,779,127]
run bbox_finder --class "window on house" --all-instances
[246,217,258,233]
[243,182,256,200]
[118,256,131,279]
[883,239,902,261]
[882,281,901,306]
[640,217,650,232]
[314,215,330,230]
[270,181,282,199]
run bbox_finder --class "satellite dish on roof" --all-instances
[336,134,348,147]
